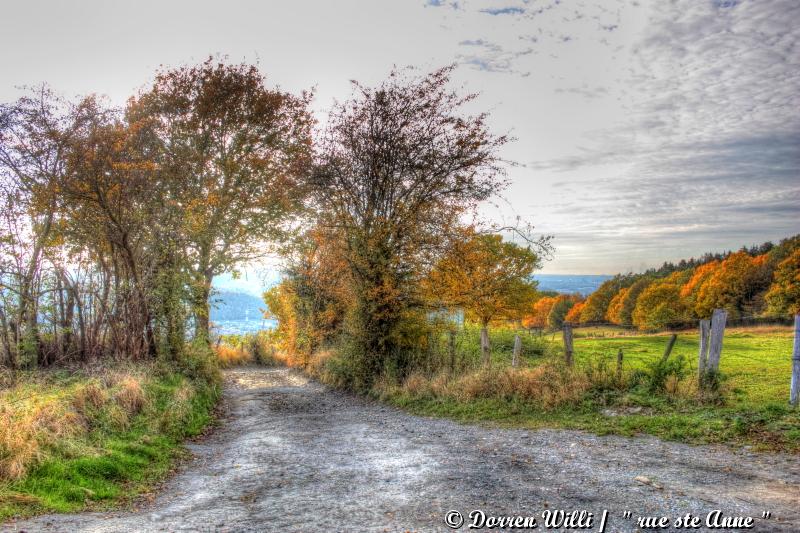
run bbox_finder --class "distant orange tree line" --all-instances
[523,235,800,331]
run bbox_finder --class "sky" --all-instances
[1,0,798,275]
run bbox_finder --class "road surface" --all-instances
[4,367,799,532]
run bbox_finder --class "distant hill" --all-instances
[533,274,612,296]
[210,290,265,322]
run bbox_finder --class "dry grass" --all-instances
[302,349,333,378]
[390,362,594,410]
[214,345,254,367]
[0,408,40,481]
[113,377,146,415]
[0,370,150,482]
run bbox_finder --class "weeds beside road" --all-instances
[0,352,219,521]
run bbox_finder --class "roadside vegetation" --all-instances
[370,325,798,453]
[0,346,220,520]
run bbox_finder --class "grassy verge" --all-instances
[353,325,799,453]
[0,355,220,521]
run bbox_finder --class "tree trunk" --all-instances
[480,324,490,366]
[192,270,214,344]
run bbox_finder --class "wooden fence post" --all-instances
[480,326,491,366]
[661,333,678,363]
[562,324,574,366]
[790,314,800,407]
[706,309,728,374]
[698,319,710,384]
[512,334,522,368]
[616,348,623,380]
[448,330,456,373]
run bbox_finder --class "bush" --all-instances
[637,354,690,394]
[178,341,222,385]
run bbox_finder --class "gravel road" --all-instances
[3,367,799,532]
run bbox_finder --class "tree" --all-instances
[632,273,689,330]
[126,59,313,342]
[564,300,585,324]
[605,287,630,325]
[425,231,539,364]
[765,249,800,315]
[523,296,557,329]
[59,98,171,359]
[580,276,630,323]
[680,261,719,317]
[0,87,81,366]
[606,277,651,326]
[547,294,580,329]
[311,67,509,383]
[694,252,770,318]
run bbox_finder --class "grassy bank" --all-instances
[0,355,220,521]
[330,325,799,453]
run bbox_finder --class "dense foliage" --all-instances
[559,236,800,330]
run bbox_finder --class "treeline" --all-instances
[525,236,800,331]
[0,59,312,369]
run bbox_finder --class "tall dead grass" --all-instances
[0,370,151,481]
[215,345,253,367]
[390,361,593,409]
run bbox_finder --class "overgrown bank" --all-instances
[0,347,220,521]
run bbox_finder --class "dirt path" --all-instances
[4,367,799,532]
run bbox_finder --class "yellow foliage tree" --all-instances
[425,231,540,361]
[632,276,689,330]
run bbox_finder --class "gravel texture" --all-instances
[3,367,799,532]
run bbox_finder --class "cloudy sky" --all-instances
[1,0,798,274]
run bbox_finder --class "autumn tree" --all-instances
[632,272,689,330]
[693,252,771,318]
[579,275,630,323]
[426,231,539,363]
[311,67,509,383]
[0,87,82,366]
[606,277,652,326]
[564,300,585,324]
[765,249,800,315]
[523,296,557,329]
[605,287,629,325]
[59,98,174,359]
[264,227,352,363]
[548,294,580,329]
[126,59,313,342]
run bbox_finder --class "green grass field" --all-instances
[573,326,795,406]
[381,325,800,453]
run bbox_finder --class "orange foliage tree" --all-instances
[564,301,585,324]
[579,276,629,323]
[765,249,800,315]
[425,231,540,336]
[605,287,629,325]
[693,252,771,318]
[523,296,557,329]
